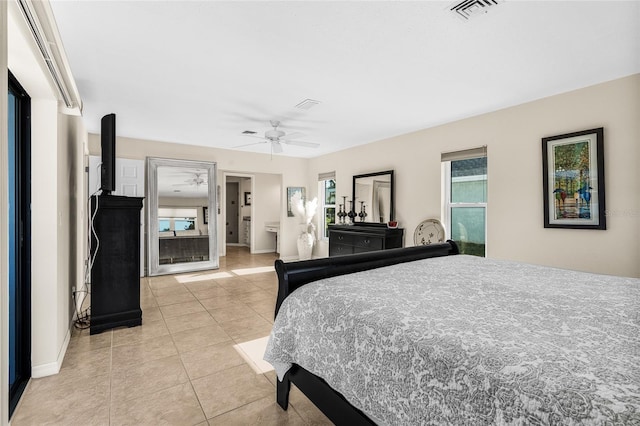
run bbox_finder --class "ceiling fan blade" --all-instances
[242,134,268,140]
[281,140,320,148]
[234,141,266,148]
[272,141,283,154]
[279,132,304,140]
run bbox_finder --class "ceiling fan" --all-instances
[172,172,207,188]
[237,120,320,154]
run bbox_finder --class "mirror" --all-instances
[352,170,394,224]
[147,157,218,275]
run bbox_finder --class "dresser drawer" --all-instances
[329,232,354,245]
[328,225,403,257]
[329,244,353,257]
[352,235,383,250]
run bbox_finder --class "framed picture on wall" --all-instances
[244,192,252,206]
[542,127,605,229]
[203,206,209,224]
[287,187,305,217]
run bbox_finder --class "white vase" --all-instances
[297,232,314,260]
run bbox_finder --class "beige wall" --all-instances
[252,173,281,253]
[88,134,307,259]
[88,75,639,276]
[308,74,640,277]
[56,113,85,366]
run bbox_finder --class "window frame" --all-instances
[318,178,336,240]
[442,159,488,256]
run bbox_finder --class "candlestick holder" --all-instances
[359,202,367,222]
[347,200,357,225]
[337,196,348,224]
[337,204,346,224]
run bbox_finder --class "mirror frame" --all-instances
[147,157,219,276]
[352,170,395,225]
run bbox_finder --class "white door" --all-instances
[89,156,145,276]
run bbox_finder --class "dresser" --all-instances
[328,224,404,256]
[90,194,144,334]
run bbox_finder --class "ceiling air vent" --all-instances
[242,130,257,135]
[294,99,321,110]
[450,0,499,20]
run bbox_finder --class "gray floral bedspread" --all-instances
[264,255,640,425]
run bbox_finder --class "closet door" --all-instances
[89,156,145,276]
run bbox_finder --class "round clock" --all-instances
[414,219,446,246]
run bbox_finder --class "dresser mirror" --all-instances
[352,170,394,224]
[147,157,219,276]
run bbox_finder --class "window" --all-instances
[158,207,198,232]
[442,148,487,256]
[318,172,336,239]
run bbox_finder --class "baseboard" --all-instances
[278,254,324,262]
[32,326,71,378]
[251,248,277,254]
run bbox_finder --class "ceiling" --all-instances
[157,166,209,199]
[49,1,640,159]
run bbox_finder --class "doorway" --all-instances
[223,174,253,254]
[8,71,32,418]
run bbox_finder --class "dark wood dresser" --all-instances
[90,194,144,334]
[328,224,404,256]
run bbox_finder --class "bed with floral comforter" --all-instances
[264,255,640,425]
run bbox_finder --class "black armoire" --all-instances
[90,194,144,334]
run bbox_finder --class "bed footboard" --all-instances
[272,241,459,425]
[277,366,376,425]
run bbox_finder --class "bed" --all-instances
[264,242,640,425]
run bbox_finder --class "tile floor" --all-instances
[11,246,331,425]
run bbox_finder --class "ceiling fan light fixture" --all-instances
[266,129,285,140]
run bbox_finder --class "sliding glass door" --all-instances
[8,71,31,418]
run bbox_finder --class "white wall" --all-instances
[308,75,640,277]
[7,0,85,382]
[30,98,64,374]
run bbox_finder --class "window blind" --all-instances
[441,146,487,162]
[318,171,336,181]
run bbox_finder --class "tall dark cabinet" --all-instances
[90,194,144,334]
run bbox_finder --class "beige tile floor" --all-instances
[11,246,332,425]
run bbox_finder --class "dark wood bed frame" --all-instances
[273,241,460,425]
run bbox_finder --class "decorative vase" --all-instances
[297,231,314,260]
